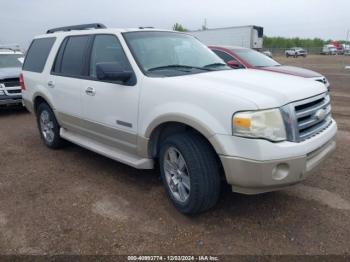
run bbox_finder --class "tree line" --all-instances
[263,36,332,48]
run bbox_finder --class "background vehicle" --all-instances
[285,47,307,57]
[321,45,338,55]
[0,46,24,107]
[22,24,336,214]
[190,25,264,49]
[210,45,330,89]
[330,41,344,54]
[262,50,272,58]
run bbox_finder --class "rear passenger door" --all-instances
[50,35,93,131]
[80,34,140,154]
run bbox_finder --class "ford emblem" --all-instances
[315,108,326,120]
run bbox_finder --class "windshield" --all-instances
[0,54,24,68]
[233,49,280,67]
[123,31,229,77]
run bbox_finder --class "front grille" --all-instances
[1,78,20,87]
[282,92,332,142]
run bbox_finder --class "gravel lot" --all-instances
[0,55,349,256]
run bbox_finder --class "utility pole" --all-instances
[345,29,350,70]
[202,18,208,30]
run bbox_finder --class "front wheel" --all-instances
[36,103,65,149]
[159,133,221,214]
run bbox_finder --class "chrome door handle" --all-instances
[47,81,55,88]
[85,87,96,96]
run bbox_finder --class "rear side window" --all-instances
[23,37,56,73]
[54,35,90,76]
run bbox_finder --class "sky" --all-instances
[1,0,349,48]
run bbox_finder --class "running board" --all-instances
[60,128,154,169]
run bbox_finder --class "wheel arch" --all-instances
[145,117,220,161]
[146,120,226,185]
[33,92,54,113]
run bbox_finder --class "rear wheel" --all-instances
[36,103,64,149]
[159,132,221,214]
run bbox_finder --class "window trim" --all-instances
[22,37,56,73]
[51,33,136,86]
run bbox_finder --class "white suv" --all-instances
[21,24,337,214]
[285,47,307,58]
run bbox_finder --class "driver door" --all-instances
[81,34,140,154]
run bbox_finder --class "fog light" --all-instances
[0,90,4,95]
[272,163,289,180]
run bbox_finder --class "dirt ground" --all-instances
[0,55,349,256]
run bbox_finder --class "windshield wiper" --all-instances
[203,62,227,68]
[148,64,212,72]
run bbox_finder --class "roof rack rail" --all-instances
[46,23,107,34]
[138,26,154,29]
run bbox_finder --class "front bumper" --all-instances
[215,120,337,194]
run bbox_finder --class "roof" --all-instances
[35,27,175,39]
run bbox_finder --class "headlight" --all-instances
[232,108,286,142]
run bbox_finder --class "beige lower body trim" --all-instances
[221,137,336,195]
[56,112,139,155]
[137,136,151,158]
[60,128,153,169]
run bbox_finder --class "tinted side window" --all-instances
[89,35,131,78]
[23,37,56,72]
[212,50,234,63]
[60,35,90,76]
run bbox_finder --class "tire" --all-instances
[159,132,221,214]
[286,54,289,58]
[36,103,64,149]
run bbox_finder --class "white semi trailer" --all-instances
[190,25,264,49]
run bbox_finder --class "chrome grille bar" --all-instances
[295,96,330,118]
[282,92,332,142]
[298,106,331,130]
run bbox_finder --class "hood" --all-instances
[260,65,322,78]
[158,69,327,109]
[0,67,21,80]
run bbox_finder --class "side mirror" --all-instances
[96,62,133,83]
[227,60,242,69]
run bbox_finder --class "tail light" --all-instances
[19,73,26,91]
